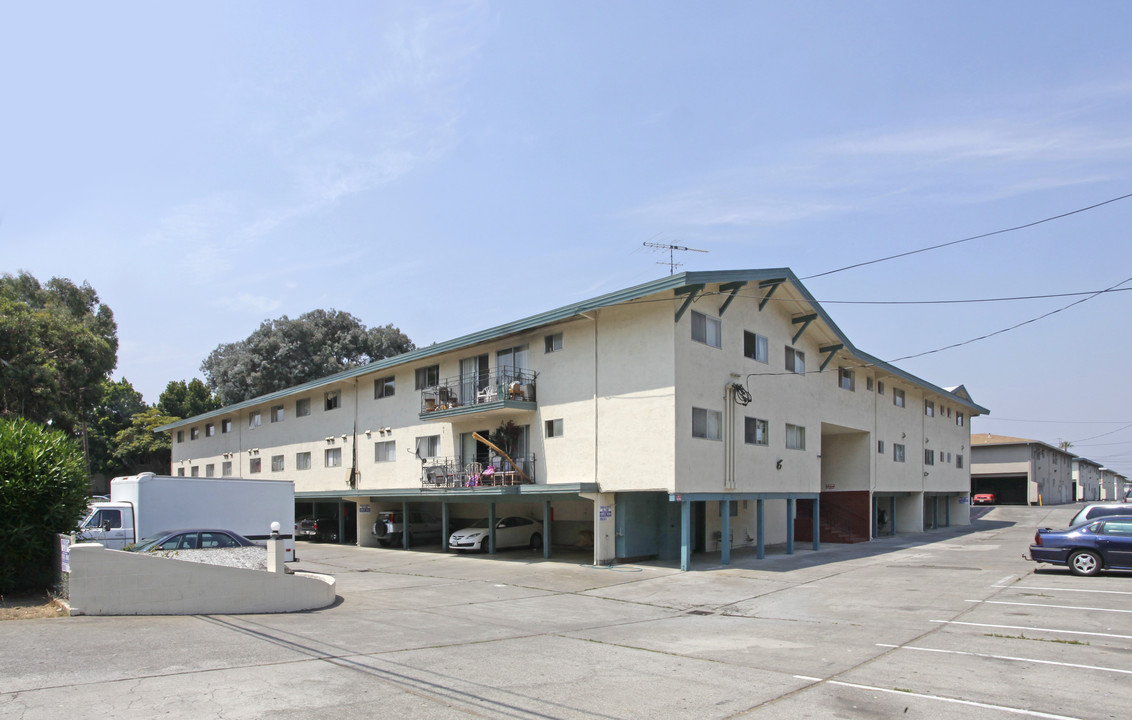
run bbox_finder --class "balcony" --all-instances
[420,368,537,421]
[420,455,537,489]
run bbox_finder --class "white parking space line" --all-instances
[876,643,1132,675]
[932,619,1132,641]
[967,599,1132,613]
[792,676,1079,720]
[993,574,1016,586]
[994,584,1132,596]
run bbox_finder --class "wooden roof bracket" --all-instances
[792,313,818,344]
[757,278,785,311]
[673,284,706,323]
[819,344,844,372]
[717,281,747,316]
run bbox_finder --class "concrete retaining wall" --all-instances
[67,543,336,615]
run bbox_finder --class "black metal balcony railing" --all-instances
[420,368,537,414]
[421,455,536,489]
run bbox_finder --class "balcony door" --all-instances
[496,344,529,385]
[459,353,489,405]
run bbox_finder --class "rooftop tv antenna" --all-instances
[643,241,709,274]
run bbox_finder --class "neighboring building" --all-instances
[970,434,1076,505]
[1072,457,1103,501]
[1099,468,1128,501]
[158,269,988,569]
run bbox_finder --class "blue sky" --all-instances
[3,2,1131,476]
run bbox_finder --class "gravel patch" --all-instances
[144,546,268,571]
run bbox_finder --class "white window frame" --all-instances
[691,311,722,348]
[545,419,564,438]
[416,435,440,458]
[221,460,232,476]
[249,457,262,474]
[295,398,311,417]
[271,454,285,472]
[415,365,439,390]
[325,447,342,468]
[221,418,232,434]
[296,452,312,471]
[893,388,905,408]
[270,405,284,423]
[374,440,396,462]
[838,367,855,392]
[205,423,215,437]
[785,346,805,374]
[785,423,806,450]
[894,444,906,462]
[545,333,563,354]
[744,331,769,363]
[248,411,261,428]
[692,407,723,440]
[925,399,934,417]
[744,417,769,446]
[375,376,395,399]
[205,463,215,477]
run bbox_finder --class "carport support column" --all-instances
[402,501,410,550]
[442,502,450,553]
[786,498,795,555]
[756,499,765,559]
[542,500,551,559]
[680,499,692,571]
[488,502,496,554]
[812,495,820,551]
[581,492,616,566]
[721,499,731,566]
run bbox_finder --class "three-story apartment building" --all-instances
[159,269,988,569]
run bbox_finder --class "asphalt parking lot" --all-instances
[2,504,1127,719]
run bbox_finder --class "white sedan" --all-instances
[449,516,543,552]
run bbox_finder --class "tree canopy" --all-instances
[158,378,221,420]
[0,272,118,435]
[200,309,414,404]
[86,378,147,479]
[110,407,178,476]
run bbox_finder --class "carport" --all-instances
[344,483,599,559]
[970,474,1030,505]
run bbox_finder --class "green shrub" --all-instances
[0,418,90,594]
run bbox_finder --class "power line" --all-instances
[801,191,1132,281]
[1067,423,1132,445]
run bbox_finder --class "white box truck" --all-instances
[77,473,296,561]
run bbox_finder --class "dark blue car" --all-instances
[1029,515,1132,576]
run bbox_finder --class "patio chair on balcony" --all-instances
[437,387,458,409]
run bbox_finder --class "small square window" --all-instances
[692,407,722,440]
[248,411,261,428]
[786,423,806,450]
[744,417,769,446]
[205,423,215,437]
[177,467,185,476]
[325,448,342,468]
[190,465,199,477]
[785,346,805,374]
[190,427,199,440]
[416,435,440,458]
[205,463,215,477]
[545,333,563,354]
[176,430,184,443]
[249,457,262,473]
[296,398,311,417]
[221,461,232,476]
[893,444,906,462]
[271,454,284,472]
[691,311,722,348]
[545,419,564,438]
[325,390,341,411]
[375,376,395,399]
[744,331,769,363]
[893,388,905,408]
[374,441,395,462]
[270,405,284,423]
[221,418,232,434]
[838,367,855,392]
[415,365,439,390]
[296,452,311,471]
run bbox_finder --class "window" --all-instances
[545,333,563,353]
[924,449,935,465]
[249,457,262,474]
[839,367,855,391]
[785,346,805,374]
[205,463,215,477]
[190,427,199,440]
[894,444,906,462]
[925,400,934,417]
[692,407,722,440]
[947,407,952,418]
[296,398,311,417]
[745,417,769,446]
[415,365,439,390]
[221,418,232,434]
[176,430,184,443]
[743,331,769,363]
[248,411,261,428]
[374,441,395,462]
[190,465,199,477]
[296,452,311,471]
[866,376,874,392]
[88,508,122,529]
[271,454,284,472]
[177,467,185,476]
[325,448,342,468]
[221,460,232,476]
[956,412,965,427]
[786,423,806,450]
[877,380,885,396]
[416,435,440,458]
[893,388,905,408]
[325,390,340,411]
[877,440,885,455]
[205,423,215,437]
[545,419,564,438]
[375,376,395,399]
[270,405,284,423]
[691,311,722,348]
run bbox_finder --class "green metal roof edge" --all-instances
[157,267,988,430]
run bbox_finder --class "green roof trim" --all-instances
[157,268,988,432]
